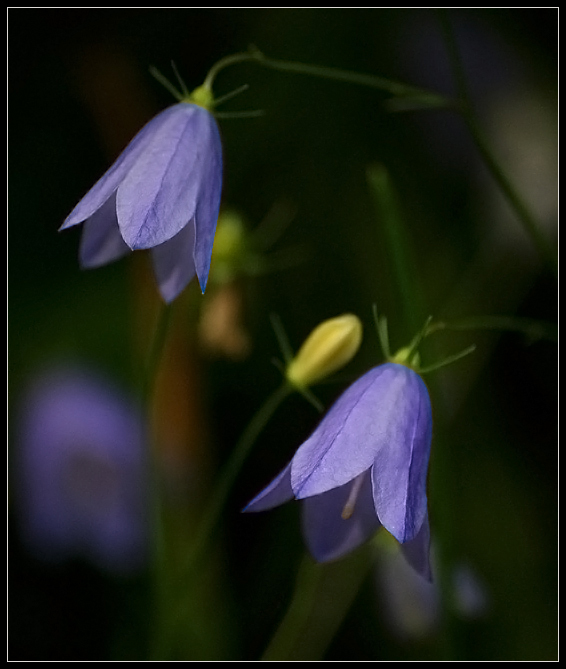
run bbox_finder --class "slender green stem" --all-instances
[261,554,322,660]
[367,165,425,339]
[427,314,557,343]
[141,302,173,409]
[262,547,372,660]
[437,10,557,277]
[141,302,174,659]
[249,46,450,106]
[270,313,295,365]
[152,383,293,660]
[373,308,391,360]
[185,381,293,571]
[464,116,557,276]
[149,381,293,658]
[203,51,257,91]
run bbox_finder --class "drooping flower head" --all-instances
[244,313,473,580]
[59,66,227,303]
[245,361,433,578]
[15,365,149,575]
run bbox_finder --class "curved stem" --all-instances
[249,46,450,106]
[203,51,257,91]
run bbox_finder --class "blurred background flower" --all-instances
[14,364,149,575]
[374,534,488,642]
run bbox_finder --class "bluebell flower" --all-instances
[60,99,223,302]
[15,365,149,575]
[244,362,433,579]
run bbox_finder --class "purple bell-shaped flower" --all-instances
[60,92,223,302]
[245,362,433,580]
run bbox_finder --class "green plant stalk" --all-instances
[249,46,450,106]
[149,381,293,658]
[186,381,293,569]
[427,314,557,343]
[367,164,425,343]
[464,116,557,276]
[262,547,372,661]
[140,302,175,659]
[437,9,557,277]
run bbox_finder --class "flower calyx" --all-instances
[374,306,476,375]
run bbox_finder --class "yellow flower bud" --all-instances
[286,314,363,388]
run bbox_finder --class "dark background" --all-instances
[9,8,557,660]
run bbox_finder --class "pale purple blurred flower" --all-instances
[244,362,433,579]
[375,536,440,640]
[451,562,489,618]
[376,547,489,639]
[60,102,223,302]
[15,366,149,575]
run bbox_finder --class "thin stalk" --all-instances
[437,10,557,277]
[249,46,450,106]
[185,381,293,571]
[465,116,557,276]
[367,165,425,339]
[150,382,293,658]
[427,314,557,343]
[262,547,372,661]
[261,555,322,660]
[141,302,174,659]
[141,302,173,408]
[203,51,256,91]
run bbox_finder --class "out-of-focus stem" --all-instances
[437,9,557,277]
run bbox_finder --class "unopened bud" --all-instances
[286,314,363,388]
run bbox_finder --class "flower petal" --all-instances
[370,367,432,543]
[301,472,381,562]
[399,512,432,582]
[60,107,177,231]
[242,462,294,512]
[151,222,197,303]
[79,193,131,268]
[291,364,410,497]
[192,125,223,292]
[116,104,222,251]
